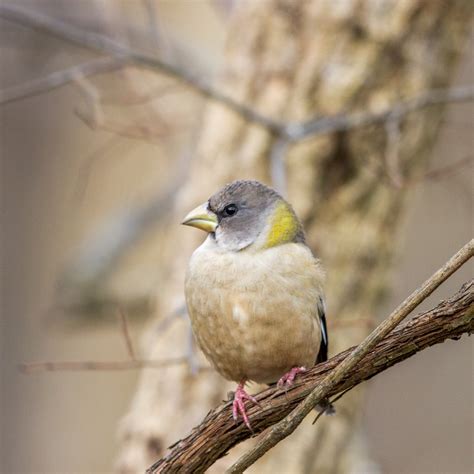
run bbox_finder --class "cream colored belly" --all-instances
[185,240,324,384]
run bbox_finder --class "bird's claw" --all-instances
[277,366,307,389]
[232,382,261,430]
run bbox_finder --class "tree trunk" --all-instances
[116,1,472,472]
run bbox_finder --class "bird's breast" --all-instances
[185,239,324,384]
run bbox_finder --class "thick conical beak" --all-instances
[181,203,218,233]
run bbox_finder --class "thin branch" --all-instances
[19,357,189,373]
[228,239,473,473]
[421,155,474,183]
[285,86,474,141]
[100,82,183,106]
[117,308,136,360]
[2,4,472,139]
[147,246,473,473]
[0,57,123,105]
[73,69,105,127]
[74,106,175,143]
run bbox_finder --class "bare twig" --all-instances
[0,57,123,105]
[74,106,174,142]
[73,70,105,127]
[228,239,473,473]
[285,86,474,141]
[100,82,182,106]
[147,278,473,473]
[422,155,474,182]
[19,357,189,374]
[117,308,136,360]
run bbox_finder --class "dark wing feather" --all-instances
[316,296,328,364]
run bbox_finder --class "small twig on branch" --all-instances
[117,308,136,360]
[1,4,473,140]
[227,239,473,473]
[74,106,174,142]
[147,242,473,474]
[73,70,105,127]
[420,155,474,183]
[100,82,183,106]
[0,57,123,105]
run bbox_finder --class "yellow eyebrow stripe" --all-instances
[264,201,298,248]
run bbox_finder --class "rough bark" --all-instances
[116,1,472,472]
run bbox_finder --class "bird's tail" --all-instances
[315,399,336,416]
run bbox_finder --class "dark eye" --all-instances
[223,204,238,216]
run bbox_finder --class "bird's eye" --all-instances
[223,204,238,216]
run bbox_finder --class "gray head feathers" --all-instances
[207,180,305,251]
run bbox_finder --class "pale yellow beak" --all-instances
[181,203,218,233]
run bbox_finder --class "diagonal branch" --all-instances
[147,243,473,473]
[227,239,473,473]
[0,57,123,105]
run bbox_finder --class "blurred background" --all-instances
[1,1,472,473]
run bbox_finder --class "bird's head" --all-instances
[181,180,304,252]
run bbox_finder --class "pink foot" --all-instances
[232,380,261,430]
[277,366,307,389]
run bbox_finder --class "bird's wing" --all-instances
[316,295,328,364]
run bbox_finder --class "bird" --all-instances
[182,180,330,430]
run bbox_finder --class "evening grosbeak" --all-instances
[182,180,329,429]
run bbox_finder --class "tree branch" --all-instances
[0,57,123,105]
[1,4,473,139]
[285,86,474,141]
[19,357,189,374]
[147,250,473,473]
[227,239,473,473]
[0,3,280,132]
